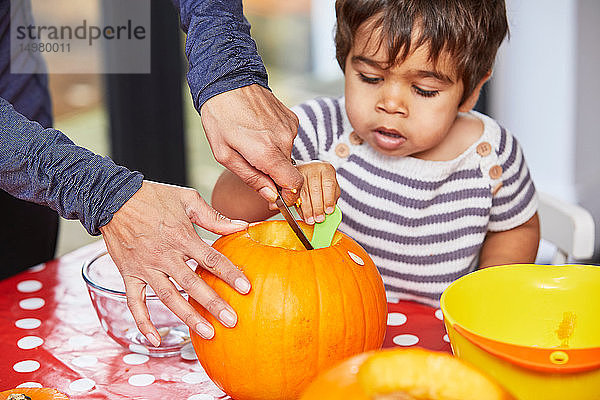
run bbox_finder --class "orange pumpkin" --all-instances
[190,220,387,400]
[0,388,69,400]
[300,348,516,400]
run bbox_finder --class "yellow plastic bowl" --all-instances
[440,264,600,400]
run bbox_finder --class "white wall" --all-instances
[490,0,577,201]
[310,0,343,81]
[490,0,599,258]
[574,0,600,258]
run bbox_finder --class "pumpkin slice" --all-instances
[0,388,69,400]
[300,348,515,400]
[300,351,373,400]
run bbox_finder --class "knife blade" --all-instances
[274,186,314,250]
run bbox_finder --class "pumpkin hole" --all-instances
[247,220,343,251]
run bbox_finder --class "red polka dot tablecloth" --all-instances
[0,240,450,399]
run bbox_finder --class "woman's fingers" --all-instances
[183,187,249,235]
[183,192,252,295]
[170,260,241,329]
[122,276,161,346]
[100,181,251,342]
[148,270,218,340]
[185,240,251,296]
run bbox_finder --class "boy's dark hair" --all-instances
[335,0,508,103]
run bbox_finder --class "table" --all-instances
[0,240,451,399]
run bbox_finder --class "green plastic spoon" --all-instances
[310,206,343,249]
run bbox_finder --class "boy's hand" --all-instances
[290,161,340,224]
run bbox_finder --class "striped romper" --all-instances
[292,96,538,306]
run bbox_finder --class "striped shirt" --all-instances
[292,97,537,306]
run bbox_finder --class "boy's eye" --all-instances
[358,73,382,84]
[413,85,439,98]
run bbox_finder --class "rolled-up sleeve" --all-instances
[0,97,143,235]
[171,0,269,111]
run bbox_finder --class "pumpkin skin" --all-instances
[190,220,387,400]
[300,348,516,400]
[0,388,69,400]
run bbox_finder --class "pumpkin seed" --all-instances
[7,394,32,400]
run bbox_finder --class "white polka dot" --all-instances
[347,251,365,266]
[19,298,45,310]
[128,374,155,387]
[387,312,407,326]
[15,318,41,329]
[123,353,149,365]
[16,382,42,388]
[13,360,40,373]
[28,264,46,273]
[443,334,450,343]
[69,378,95,392]
[17,280,43,293]
[187,395,214,400]
[68,335,93,348]
[17,336,44,350]
[128,344,150,355]
[392,334,419,346]
[182,372,209,384]
[180,343,198,361]
[434,309,444,320]
[72,355,98,368]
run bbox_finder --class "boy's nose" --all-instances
[376,88,407,116]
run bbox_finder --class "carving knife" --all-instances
[274,186,313,250]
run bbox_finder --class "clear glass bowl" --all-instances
[82,251,189,357]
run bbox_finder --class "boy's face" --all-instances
[344,22,468,159]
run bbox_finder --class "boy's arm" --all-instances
[212,170,278,223]
[478,213,540,268]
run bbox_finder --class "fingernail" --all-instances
[258,187,277,202]
[147,332,161,347]
[325,206,334,214]
[231,219,248,227]
[315,214,325,223]
[195,321,214,339]
[219,308,237,327]
[306,216,315,225]
[235,277,251,294]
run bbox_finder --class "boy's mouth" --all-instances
[373,128,406,150]
[376,128,403,138]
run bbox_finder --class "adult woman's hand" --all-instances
[201,84,304,205]
[99,180,250,346]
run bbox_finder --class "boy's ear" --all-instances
[458,70,492,112]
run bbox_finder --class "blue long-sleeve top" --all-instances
[0,0,269,235]
[173,0,269,110]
